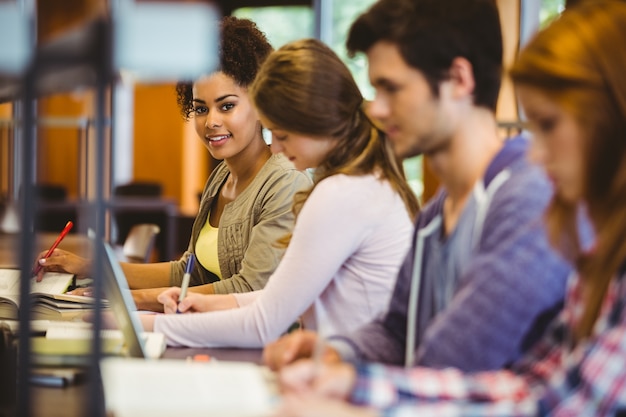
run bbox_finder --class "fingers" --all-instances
[157,287,181,314]
[264,337,293,371]
[33,249,51,273]
[264,331,316,371]
[279,359,317,393]
[34,249,92,278]
[33,249,53,280]
[35,265,45,282]
[66,287,93,297]
[311,363,357,399]
[157,287,181,302]
[34,249,62,281]
[280,361,357,400]
[177,293,205,313]
[163,303,178,315]
[34,249,68,273]
[263,341,279,370]
[177,298,193,313]
[157,287,200,314]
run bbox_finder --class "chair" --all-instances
[34,184,67,201]
[111,181,168,260]
[31,184,78,233]
[119,223,160,263]
[113,182,163,198]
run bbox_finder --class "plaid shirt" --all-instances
[350,270,626,417]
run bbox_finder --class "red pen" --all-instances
[33,220,74,276]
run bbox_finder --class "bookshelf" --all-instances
[0,2,219,416]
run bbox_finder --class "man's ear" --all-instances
[448,57,475,99]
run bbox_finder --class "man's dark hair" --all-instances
[347,0,503,111]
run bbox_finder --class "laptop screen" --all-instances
[100,241,147,358]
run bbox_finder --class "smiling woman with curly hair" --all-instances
[35,16,311,311]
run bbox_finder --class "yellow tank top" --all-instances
[195,218,222,279]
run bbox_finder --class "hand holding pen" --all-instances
[277,336,357,398]
[33,220,73,280]
[177,254,195,313]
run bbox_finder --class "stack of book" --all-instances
[0,269,107,321]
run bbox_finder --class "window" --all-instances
[540,0,566,28]
[233,6,313,48]
[235,2,423,200]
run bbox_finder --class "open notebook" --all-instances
[30,241,165,364]
[0,269,104,321]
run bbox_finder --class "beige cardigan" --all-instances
[169,153,311,294]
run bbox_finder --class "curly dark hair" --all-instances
[175,16,273,120]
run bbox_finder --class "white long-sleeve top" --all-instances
[153,173,414,348]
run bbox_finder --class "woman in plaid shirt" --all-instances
[275,1,626,416]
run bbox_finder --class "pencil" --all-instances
[33,220,73,276]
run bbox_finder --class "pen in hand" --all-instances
[33,220,74,278]
[177,254,195,313]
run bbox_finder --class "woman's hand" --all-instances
[66,287,93,297]
[34,248,92,281]
[157,288,238,314]
[157,287,184,314]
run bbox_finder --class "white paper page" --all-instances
[0,269,72,297]
[101,357,277,417]
[30,272,74,295]
[47,326,165,359]
[46,326,124,340]
[0,269,21,294]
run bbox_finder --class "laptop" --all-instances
[37,240,165,361]
[99,241,165,359]
[98,239,277,416]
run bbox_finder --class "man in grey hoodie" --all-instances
[264,0,573,374]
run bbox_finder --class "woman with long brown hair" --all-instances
[145,38,418,348]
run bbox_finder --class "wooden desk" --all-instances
[28,347,265,417]
[1,233,265,417]
[163,346,264,364]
